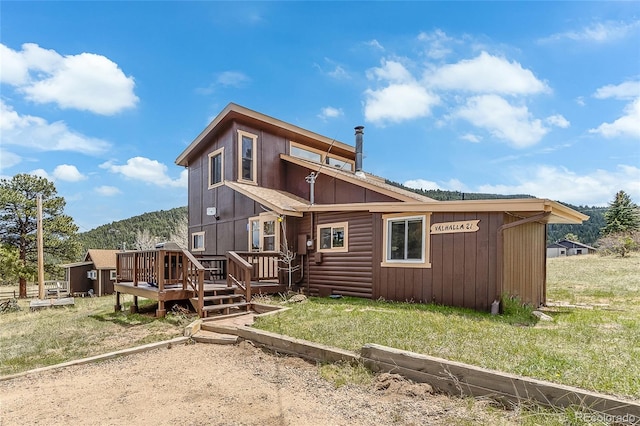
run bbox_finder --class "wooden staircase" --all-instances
[192,286,250,318]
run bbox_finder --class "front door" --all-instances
[248,213,280,252]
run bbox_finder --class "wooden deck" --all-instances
[114,249,287,317]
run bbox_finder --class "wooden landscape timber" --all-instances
[360,344,640,419]
[196,315,639,419]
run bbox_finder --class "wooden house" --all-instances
[547,239,596,258]
[169,103,588,313]
[61,249,118,296]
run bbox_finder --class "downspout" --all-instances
[496,212,551,307]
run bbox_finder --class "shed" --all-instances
[61,249,118,296]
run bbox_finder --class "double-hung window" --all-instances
[238,130,258,184]
[381,214,431,268]
[208,147,224,189]
[317,222,348,252]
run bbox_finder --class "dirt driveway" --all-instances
[0,340,520,426]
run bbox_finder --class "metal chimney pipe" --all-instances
[354,126,364,173]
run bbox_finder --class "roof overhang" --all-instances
[281,154,436,203]
[224,181,308,217]
[299,199,589,224]
[176,103,355,167]
[59,261,93,268]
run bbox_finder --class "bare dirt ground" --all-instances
[0,341,518,426]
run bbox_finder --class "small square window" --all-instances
[192,232,205,252]
[109,270,117,280]
[317,222,348,252]
[381,214,431,268]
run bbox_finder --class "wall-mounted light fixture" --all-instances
[206,206,220,220]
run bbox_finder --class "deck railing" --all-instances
[116,249,206,316]
[226,251,283,302]
[226,251,253,302]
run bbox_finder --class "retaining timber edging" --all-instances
[215,320,639,420]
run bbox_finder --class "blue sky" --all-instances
[1,2,639,232]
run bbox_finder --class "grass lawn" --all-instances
[254,254,640,401]
[0,295,191,376]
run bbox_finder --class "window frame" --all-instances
[191,231,205,252]
[289,141,354,172]
[208,147,224,189]
[381,213,431,268]
[316,221,349,253]
[237,130,258,184]
[248,213,280,252]
[109,270,117,281]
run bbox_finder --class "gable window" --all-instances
[317,221,348,252]
[192,231,205,252]
[208,147,224,189]
[238,130,258,184]
[381,213,431,268]
[289,141,354,172]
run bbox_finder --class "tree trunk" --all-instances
[19,277,27,298]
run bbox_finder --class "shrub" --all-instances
[597,231,640,257]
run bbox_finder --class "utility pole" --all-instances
[37,194,45,300]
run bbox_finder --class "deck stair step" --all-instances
[201,294,243,302]
[201,301,250,313]
[201,322,242,334]
[192,330,238,345]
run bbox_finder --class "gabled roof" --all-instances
[85,249,118,269]
[280,154,436,203]
[176,103,355,167]
[556,239,597,250]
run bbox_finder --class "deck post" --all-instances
[156,300,166,318]
[114,291,121,312]
[130,295,139,313]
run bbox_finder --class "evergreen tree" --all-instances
[0,174,80,297]
[602,190,640,235]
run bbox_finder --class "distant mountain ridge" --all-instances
[75,206,187,253]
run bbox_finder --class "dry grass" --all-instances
[0,295,192,376]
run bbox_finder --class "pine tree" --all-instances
[0,174,80,297]
[602,190,640,235]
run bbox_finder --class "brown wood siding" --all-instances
[301,212,374,298]
[284,163,402,204]
[502,216,546,307]
[373,212,502,311]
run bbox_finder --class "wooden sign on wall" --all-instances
[430,220,480,234]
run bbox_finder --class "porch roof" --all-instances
[224,181,309,217]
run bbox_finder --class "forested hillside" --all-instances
[75,206,187,253]
[386,180,605,245]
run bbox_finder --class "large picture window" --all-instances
[208,147,224,189]
[238,130,258,184]
[381,214,431,268]
[317,221,348,253]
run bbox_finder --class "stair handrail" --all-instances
[226,251,252,302]
[181,249,206,316]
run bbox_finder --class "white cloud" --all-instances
[29,169,50,180]
[460,133,482,143]
[417,29,454,59]
[215,71,251,88]
[545,114,570,128]
[328,65,349,79]
[95,185,121,196]
[455,95,548,148]
[478,164,640,205]
[364,60,440,125]
[366,39,384,51]
[0,149,21,170]
[101,157,188,188]
[593,80,640,100]
[0,101,111,154]
[404,178,440,191]
[318,106,343,120]
[589,98,640,139]
[541,20,640,43]
[53,164,86,182]
[1,43,138,115]
[426,51,550,95]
